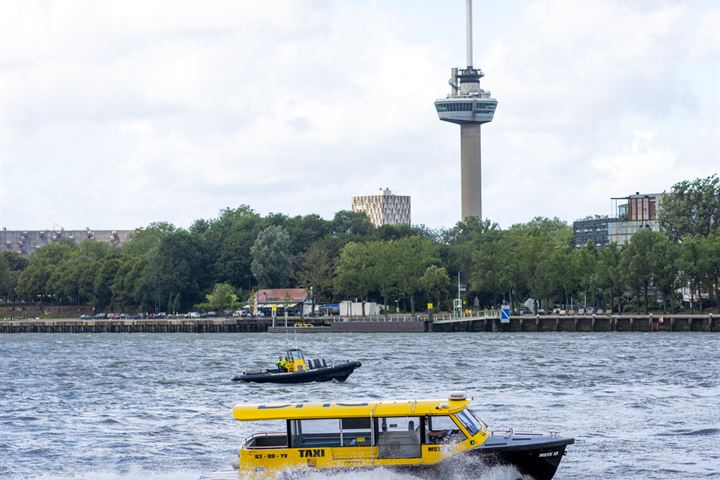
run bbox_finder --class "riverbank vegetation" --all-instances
[0,175,718,315]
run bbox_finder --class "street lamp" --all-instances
[309,286,314,317]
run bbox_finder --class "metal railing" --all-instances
[331,315,425,323]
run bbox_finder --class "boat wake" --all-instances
[289,456,530,480]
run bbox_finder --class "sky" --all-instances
[0,0,718,231]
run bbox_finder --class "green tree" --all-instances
[0,252,27,302]
[251,225,293,288]
[93,256,120,309]
[172,293,182,314]
[659,174,720,241]
[596,243,623,313]
[469,228,507,307]
[677,236,709,312]
[0,255,12,301]
[548,240,578,310]
[394,236,439,313]
[334,242,375,316]
[16,242,75,303]
[330,211,375,244]
[205,282,239,311]
[138,230,210,312]
[294,243,333,313]
[622,229,662,312]
[282,214,331,255]
[420,265,451,310]
[651,234,679,312]
[706,234,720,307]
[575,242,599,309]
[202,206,264,289]
[379,240,404,312]
[111,256,145,310]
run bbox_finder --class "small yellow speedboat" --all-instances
[211,392,573,479]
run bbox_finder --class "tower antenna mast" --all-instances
[466,0,473,67]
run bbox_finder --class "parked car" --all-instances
[79,314,93,320]
[188,311,201,319]
[93,313,107,319]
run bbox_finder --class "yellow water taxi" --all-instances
[227,392,573,479]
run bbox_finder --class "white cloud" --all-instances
[0,0,717,230]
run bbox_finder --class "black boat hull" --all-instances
[469,432,574,480]
[232,361,361,383]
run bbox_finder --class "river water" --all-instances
[0,332,717,480]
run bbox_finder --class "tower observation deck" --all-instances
[434,0,497,221]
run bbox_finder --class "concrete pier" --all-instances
[0,314,717,334]
[428,314,718,333]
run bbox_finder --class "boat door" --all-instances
[376,417,422,459]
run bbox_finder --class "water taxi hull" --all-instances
[470,433,574,480]
[199,434,573,480]
[232,361,361,383]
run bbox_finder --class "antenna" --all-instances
[466,0,473,67]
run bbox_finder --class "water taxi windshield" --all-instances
[455,408,486,436]
[288,350,304,360]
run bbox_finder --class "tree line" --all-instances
[0,175,718,315]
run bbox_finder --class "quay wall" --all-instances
[0,314,717,334]
[429,314,718,333]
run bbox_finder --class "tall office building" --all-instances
[352,188,411,227]
[434,0,497,221]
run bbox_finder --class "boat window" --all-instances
[290,419,341,448]
[341,417,372,446]
[377,416,421,459]
[427,415,465,444]
[243,421,288,450]
[455,410,481,436]
[464,408,488,429]
[288,350,304,360]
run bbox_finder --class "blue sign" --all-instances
[500,305,511,323]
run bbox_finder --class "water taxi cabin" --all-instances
[232,393,488,473]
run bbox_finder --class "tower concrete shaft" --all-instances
[460,124,482,220]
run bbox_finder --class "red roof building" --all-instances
[253,288,309,307]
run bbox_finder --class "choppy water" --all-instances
[0,332,718,480]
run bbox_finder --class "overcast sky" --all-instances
[1,0,718,231]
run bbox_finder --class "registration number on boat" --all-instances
[538,451,559,457]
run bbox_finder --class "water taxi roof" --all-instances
[233,397,471,421]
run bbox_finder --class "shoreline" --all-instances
[0,314,717,333]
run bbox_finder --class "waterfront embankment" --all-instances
[0,313,717,333]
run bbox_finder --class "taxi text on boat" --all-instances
[230,392,573,480]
